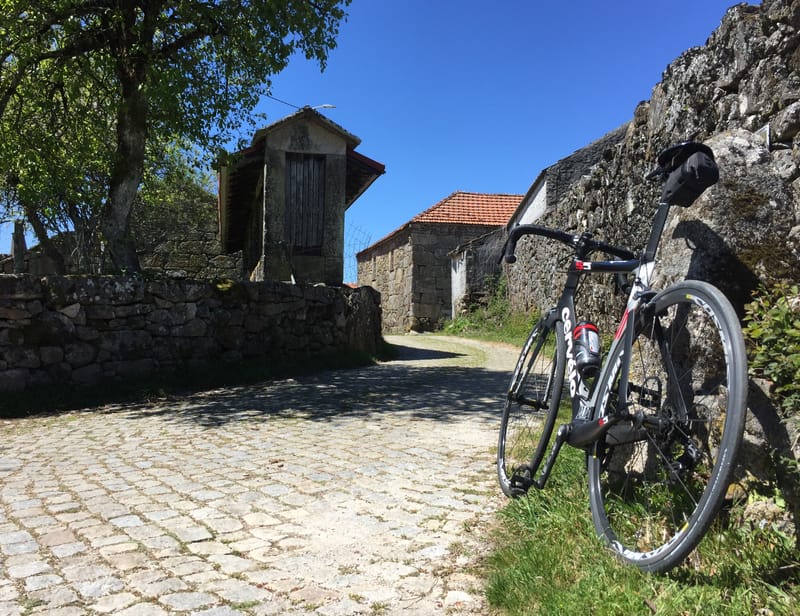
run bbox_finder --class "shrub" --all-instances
[743,282,800,417]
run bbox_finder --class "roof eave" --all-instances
[345,148,386,210]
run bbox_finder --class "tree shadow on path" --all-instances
[120,338,511,428]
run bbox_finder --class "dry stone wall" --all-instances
[507,0,800,323]
[138,217,243,280]
[503,0,800,541]
[0,275,381,393]
[0,204,242,280]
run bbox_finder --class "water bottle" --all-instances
[574,320,601,378]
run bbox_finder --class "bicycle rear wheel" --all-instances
[498,317,565,497]
[588,280,747,572]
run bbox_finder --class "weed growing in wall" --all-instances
[443,275,537,345]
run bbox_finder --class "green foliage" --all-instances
[744,282,800,417]
[131,143,218,256]
[0,1,351,149]
[0,49,115,269]
[443,275,538,345]
[0,0,351,270]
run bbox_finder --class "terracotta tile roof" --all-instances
[411,191,522,226]
[357,191,522,259]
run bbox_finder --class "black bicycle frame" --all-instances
[517,202,674,487]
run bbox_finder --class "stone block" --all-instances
[71,363,102,386]
[0,368,28,391]
[64,343,97,367]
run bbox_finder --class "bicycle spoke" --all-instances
[588,281,746,572]
[498,321,565,497]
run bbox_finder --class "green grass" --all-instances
[443,275,538,345]
[442,299,799,616]
[484,447,799,616]
[445,310,536,346]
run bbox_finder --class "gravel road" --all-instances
[0,334,518,615]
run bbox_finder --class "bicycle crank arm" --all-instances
[565,415,624,448]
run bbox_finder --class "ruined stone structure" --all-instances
[0,275,381,393]
[0,197,242,280]
[449,228,506,317]
[219,107,384,285]
[136,215,242,280]
[357,192,521,333]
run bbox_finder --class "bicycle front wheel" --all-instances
[588,280,747,572]
[498,317,565,497]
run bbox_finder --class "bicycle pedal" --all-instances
[510,469,533,494]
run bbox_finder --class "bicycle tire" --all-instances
[498,317,566,497]
[587,280,747,572]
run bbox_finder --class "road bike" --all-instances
[496,142,747,573]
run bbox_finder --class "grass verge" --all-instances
[442,298,799,615]
[444,275,537,346]
[484,446,799,616]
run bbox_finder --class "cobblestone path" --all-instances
[0,335,517,615]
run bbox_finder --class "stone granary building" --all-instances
[218,107,385,285]
[357,191,521,333]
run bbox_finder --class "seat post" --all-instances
[642,202,672,262]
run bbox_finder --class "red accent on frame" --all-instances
[614,309,629,341]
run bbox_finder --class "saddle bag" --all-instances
[659,143,719,207]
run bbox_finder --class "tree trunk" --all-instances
[22,202,67,274]
[102,73,146,273]
[102,4,152,274]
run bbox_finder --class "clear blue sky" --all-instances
[0,0,755,281]
[254,0,753,281]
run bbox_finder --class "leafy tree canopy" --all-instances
[0,0,351,271]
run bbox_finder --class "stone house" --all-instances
[357,191,521,333]
[218,107,385,285]
[448,127,628,317]
[510,124,629,228]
